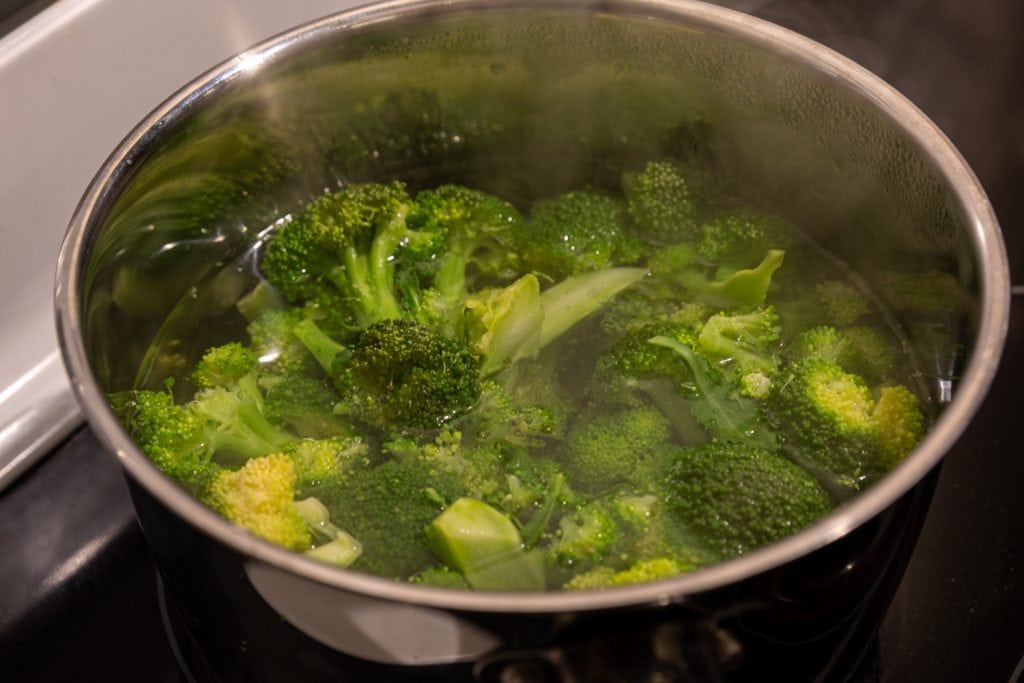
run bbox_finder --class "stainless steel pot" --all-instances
[55,0,1010,680]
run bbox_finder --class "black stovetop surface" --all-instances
[1,0,1022,681]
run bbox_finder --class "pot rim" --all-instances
[55,0,1010,614]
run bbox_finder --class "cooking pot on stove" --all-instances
[55,1,1010,680]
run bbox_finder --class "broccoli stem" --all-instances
[426,498,545,591]
[539,267,647,347]
[629,378,711,446]
[292,318,351,376]
[520,472,565,548]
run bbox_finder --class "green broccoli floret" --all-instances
[408,184,524,316]
[786,325,898,383]
[329,456,465,579]
[621,160,700,243]
[518,191,643,279]
[259,181,444,328]
[664,443,833,561]
[190,380,295,462]
[204,453,312,550]
[426,497,546,591]
[563,557,689,590]
[335,318,481,430]
[648,336,778,451]
[262,375,351,439]
[192,342,259,389]
[698,249,786,309]
[696,208,796,269]
[588,322,709,445]
[768,358,925,490]
[247,308,317,377]
[564,405,674,493]
[109,389,220,494]
[283,435,370,489]
[869,385,926,470]
[696,307,782,379]
[814,280,873,327]
[409,565,471,589]
[549,502,619,569]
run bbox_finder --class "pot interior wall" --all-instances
[76,7,975,405]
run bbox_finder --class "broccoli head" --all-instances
[204,453,312,550]
[335,318,481,430]
[518,191,642,279]
[109,389,220,495]
[259,181,444,328]
[768,358,925,489]
[621,160,700,243]
[664,443,833,561]
[564,405,674,493]
[329,456,465,579]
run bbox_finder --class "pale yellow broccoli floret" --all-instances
[206,453,311,550]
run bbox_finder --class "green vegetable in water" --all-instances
[111,159,929,590]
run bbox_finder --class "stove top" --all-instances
[1,0,1022,681]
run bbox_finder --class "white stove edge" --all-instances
[0,0,362,491]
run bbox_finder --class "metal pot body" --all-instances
[55,1,1009,680]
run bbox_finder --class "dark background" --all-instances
[1,0,1022,681]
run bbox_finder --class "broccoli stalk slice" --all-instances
[426,498,545,591]
[294,497,364,567]
[539,267,647,347]
[520,472,565,548]
[699,249,785,309]
[648,336,778,450]
[464,274,544,378]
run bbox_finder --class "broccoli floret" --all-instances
[192,342,259,389]
[408,184,524,313]
[204,453,312,550]
[426,497,546,591]
[190,384,295,462]
[283,436,370,490]
[550,502,619,569]
[109,389,220,494]
[768,358,925,490]
[621,160,700,243]
[461,382,561,452]
[870,385,925,470]
[563,557,689,590]
[696,307,782,379]
[335,319,481,430]
[260,181,444,328]
[588,322,709,445]
[262,375,350,439]
[696,209,796,269]
[564,405,674,493]
[409,565,471,589]
[786,325,898,383]
[329,457,465,579]
[814,280,873,328]
[518,191,643,279]
[648,336,778,451]
[463,274,544,378]
[246,307,321,377]
[664,443,833,561]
